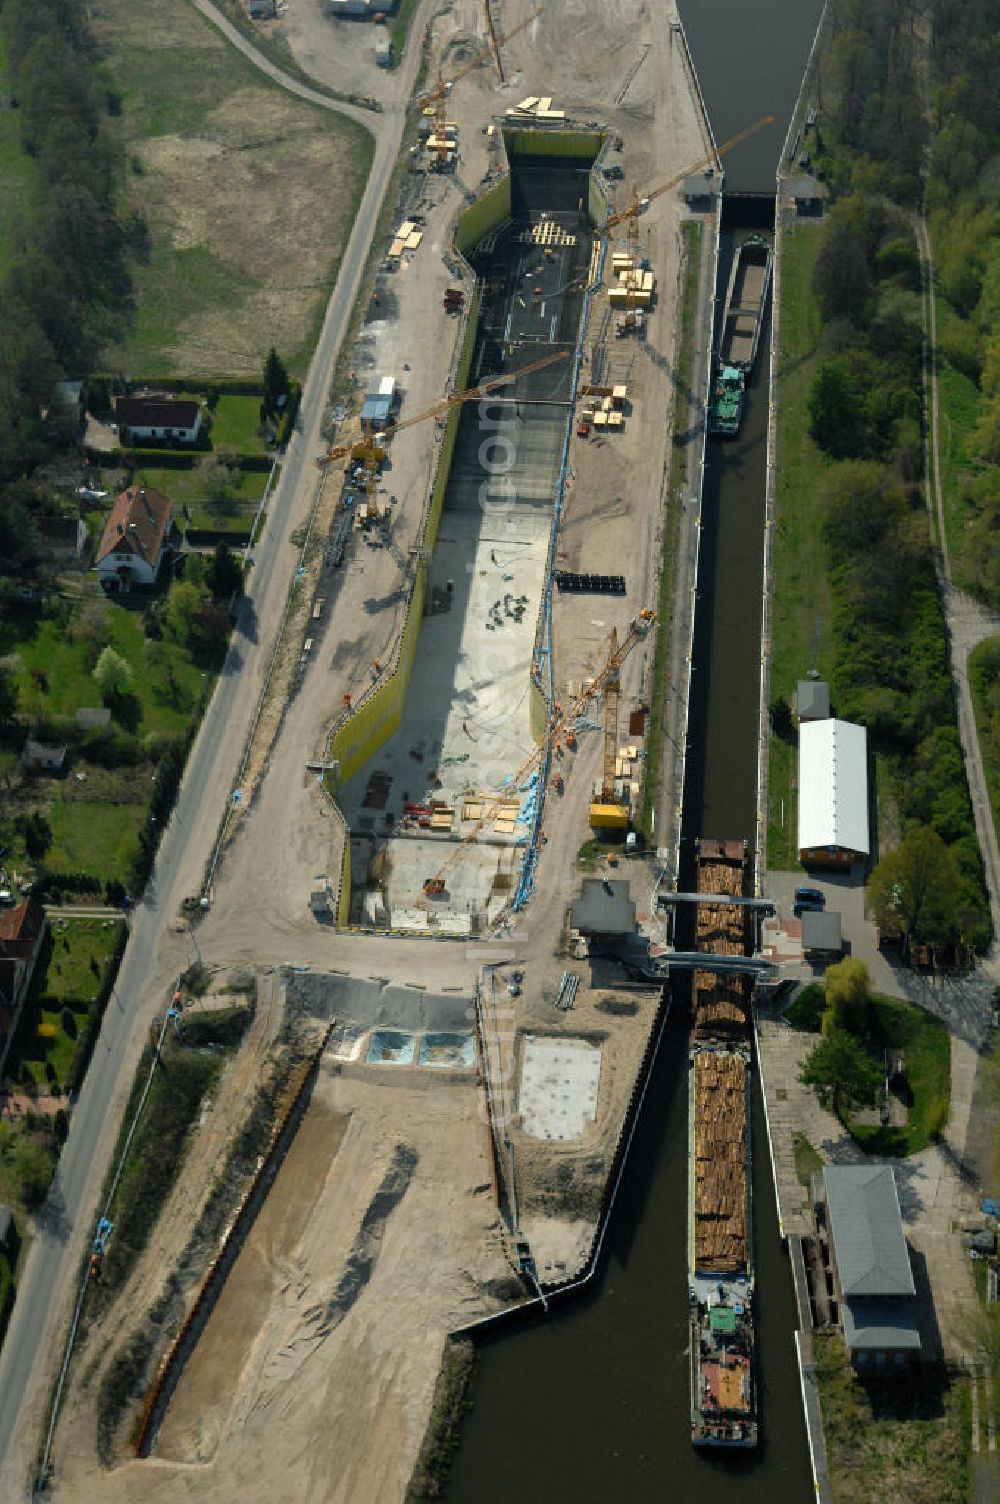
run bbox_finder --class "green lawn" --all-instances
[47,801,146,885]
[814,1333,969,1504]
[0,599,209,739]
[0,34,35,276]
[210,395,267,452]
[9,919,126,1089]
[38,919,127,1004]
[768,221,835,869]
[133,462,265,510]
[855,995,950,1155]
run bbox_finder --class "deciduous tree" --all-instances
[869,825,962,948]
[93,645,133,703]
[800,1029,882,1121]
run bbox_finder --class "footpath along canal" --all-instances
[446,1,824,1499]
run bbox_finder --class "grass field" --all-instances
[815,1334,969,1504]
[935,349,982,589]
[47,801,147,885]
[0,34,35,276]
[133,463,266,514]
[768,221,835,868]
[389,0,420,67]
[93,0,374,378]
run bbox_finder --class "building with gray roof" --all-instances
[820,1164,922,1372]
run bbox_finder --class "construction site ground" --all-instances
[54,975,510,1504]
[46,3,715,1499]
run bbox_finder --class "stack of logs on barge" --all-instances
[688,838,757,1448]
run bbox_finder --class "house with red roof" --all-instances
[0,898,48,1080]
[95,485,178,589]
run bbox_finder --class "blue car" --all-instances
[794,886,825,907]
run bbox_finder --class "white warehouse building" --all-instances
[797,717,870,869]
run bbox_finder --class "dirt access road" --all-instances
[0,4,436,1494]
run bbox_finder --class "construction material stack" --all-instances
[688,837,757,1448]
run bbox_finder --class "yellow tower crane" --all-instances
[604,116,774,331]
[417,6,544,169]
[588,614,655,829]
[315,349,569,529]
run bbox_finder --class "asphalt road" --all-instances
[0,4,431,1489]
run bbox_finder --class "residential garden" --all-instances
[7,918,127,1098]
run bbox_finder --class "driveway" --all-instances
[766,867,995,1050]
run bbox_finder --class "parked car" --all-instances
[794,886,825,907]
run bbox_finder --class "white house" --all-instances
[96,486,176,588]
[113,395,202,445]
[797,717,869,868]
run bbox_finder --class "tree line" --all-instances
[797,0,995,948]
[0,0,136,542]
[925,1,1000,605]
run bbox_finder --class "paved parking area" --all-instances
[766,867,996,1049]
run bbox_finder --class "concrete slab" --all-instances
[518,1034,602,1141]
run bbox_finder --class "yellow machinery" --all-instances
[315,350,569,529]
[588,614,654,829]
[422,609,655,898]
[417,7,544,169]
[603,117,774,331]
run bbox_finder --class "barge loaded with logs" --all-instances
[707,235,773,439]
[688,838,757,1448]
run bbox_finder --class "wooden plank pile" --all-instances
[693,1050,749,1273]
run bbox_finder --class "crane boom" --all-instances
[603,115,774,233]
[416,6,543,108]
[483,0,504,82]
[316,349,569,468]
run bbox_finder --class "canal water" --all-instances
[445,6,824,1499]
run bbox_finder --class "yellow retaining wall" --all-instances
[502,127,605,161]
[454,178,511,258]
[424,284,482,555]
[529,676,547,745]
[588,169,610,231]
[328,563,427,787]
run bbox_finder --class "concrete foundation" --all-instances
[341,149,595,931]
